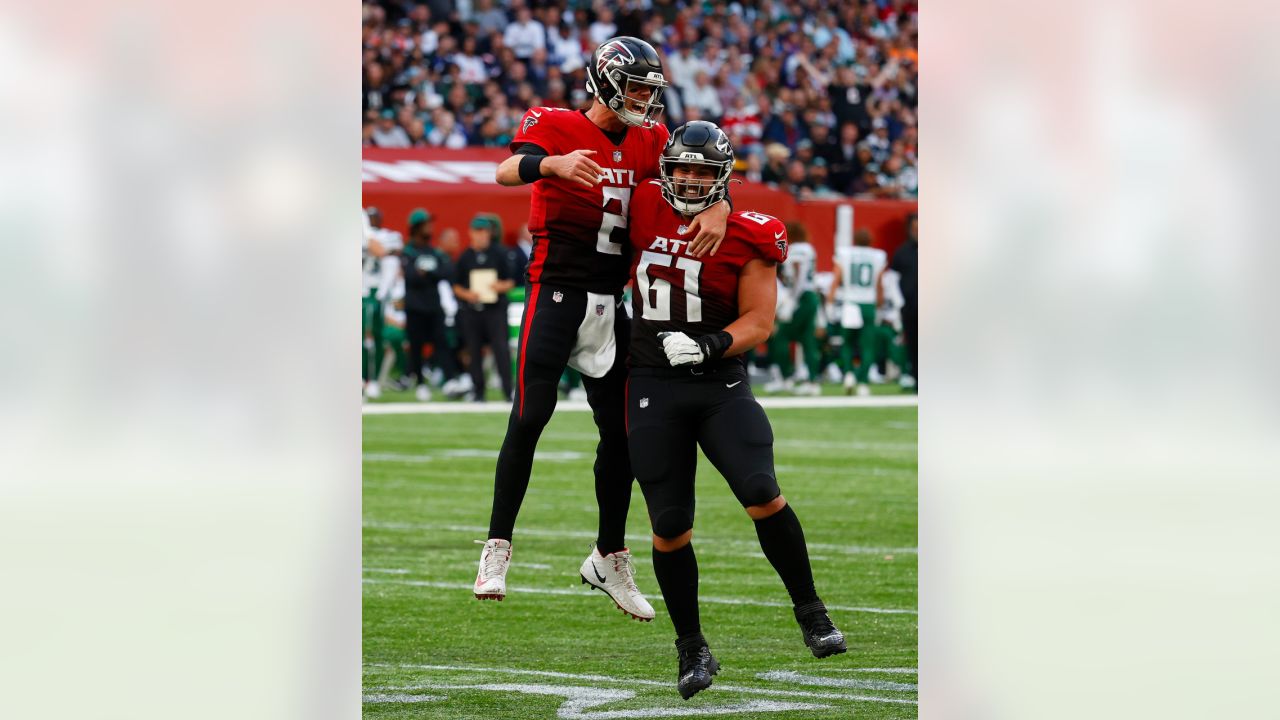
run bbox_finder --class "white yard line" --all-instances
[757,670,917,692]
[831,668,918,674]
[361,577,916,615]
[364,681,827,717]
[364,449,588,463]
[365,664,918,709]
[364,396,917,415]
[362,520,918,556]
[362,693,442,703]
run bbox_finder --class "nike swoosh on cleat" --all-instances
[592,565,607,584]
[725,381,741,388]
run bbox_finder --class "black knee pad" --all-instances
[652,507,693,539]
[736,472,781,508]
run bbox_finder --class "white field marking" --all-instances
[362,521,919,556]
[758,670,917,693]
[367,664,670,688]
[773,438,916,452]
[829,668,918,674]
[705,684,916,706]
[365,665,917,707]
[362,681,826,718]
[363,567,409,575]
[773,464,915,478]
[362,693,442,703]
[363,452,434,464]
[363,395,917,415]
[512,561,553,570]
[364,449,586,463]
[361,578,916,615]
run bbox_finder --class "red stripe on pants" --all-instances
[517,283,542,418]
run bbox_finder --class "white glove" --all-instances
[658,331,705,366]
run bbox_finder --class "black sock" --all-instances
[753,504,819,607]
[676,632,708,654]
[652,543,700,638]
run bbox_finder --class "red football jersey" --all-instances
[626,179,789,369]
[511,107,670,294]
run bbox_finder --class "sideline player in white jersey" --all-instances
[828,228,887,396]
[766,226,821,395]
[363,207,403,399]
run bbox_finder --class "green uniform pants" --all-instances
[381,323,407,379]
[837,303,880,383]
[770,290,821,381]
[362,293,383,382]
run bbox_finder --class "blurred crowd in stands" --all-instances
[363,0,918,199]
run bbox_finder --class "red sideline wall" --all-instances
[363,148,916,270]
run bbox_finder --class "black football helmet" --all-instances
[585,36,669,128]
[659,121,734,215]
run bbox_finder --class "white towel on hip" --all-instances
[567,292,617,378]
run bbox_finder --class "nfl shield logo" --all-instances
[677,224,689,235]
[639,397,649,408]
[552,291,563,303]
[613,150,622,162]
[595,303,605,316]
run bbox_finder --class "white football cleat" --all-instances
[856,383,871,397]
[474,538,512,600]
[795,382,821,396]
[415,384,432,402]
[868,365,886,384]
[365,380,381,400]
[580,548,655,621]
[825,363,844,383]
[842,372,855,394]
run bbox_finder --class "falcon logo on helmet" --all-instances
[595,40,636,77]
[585,36,669,128]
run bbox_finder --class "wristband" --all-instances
[518,154,546,184]
[695,331,733,363]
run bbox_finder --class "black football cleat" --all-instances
[794,600,847,658]
[675,635,720,700]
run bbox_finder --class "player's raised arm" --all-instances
[496,147,603,188]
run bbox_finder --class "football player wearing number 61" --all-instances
[474,37,731,623]
[625,121,846,699]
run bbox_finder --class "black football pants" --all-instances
[487,284,633,554]
[625,364,780,540]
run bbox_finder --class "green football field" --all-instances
[363,402,917,719]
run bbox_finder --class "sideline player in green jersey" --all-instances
[829,228,888,396]
[766,222,821,395]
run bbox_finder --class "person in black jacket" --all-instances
[890,213,918,389]
[453,214,516,402]
[401,208,462,401]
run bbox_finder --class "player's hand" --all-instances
[657,331,705,366]
[687,200,730,258]
[544,150,603,188]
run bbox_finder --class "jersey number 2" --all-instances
[596,187,630,256]
[637,251,702,322]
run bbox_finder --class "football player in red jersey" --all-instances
[625,121,846,699]
[473,37,732,623]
